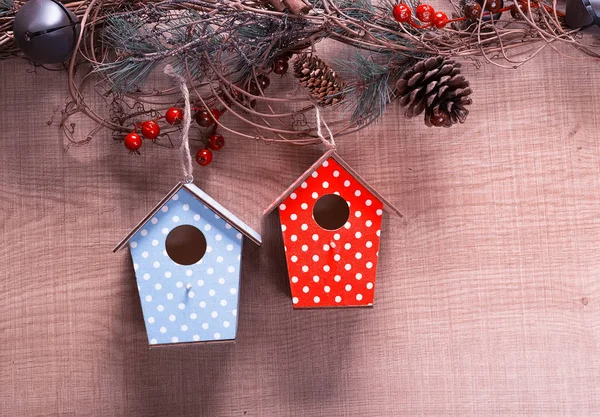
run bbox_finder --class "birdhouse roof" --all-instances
[114,182,261,252]
[264,150,403,217]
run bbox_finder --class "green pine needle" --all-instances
[102,15,163,55]
[0,0,13,16]
[338,0,376,16]
[336,51,409,125]
[171,54,205,82]
[97,16,164,91]
[97,8,312,92]
[98,59,159,93]
[228,13,313,83]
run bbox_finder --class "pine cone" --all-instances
[396,56,472,128]
[293,54,345,106]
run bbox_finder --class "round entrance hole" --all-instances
[165,225,207,265]
[312,194,350,231]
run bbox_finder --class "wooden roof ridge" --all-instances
[114,182,261,253]
[263,151,403,218]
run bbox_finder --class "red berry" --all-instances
[464,2,482,19]
[141,120,160,140]
[249,75,270,95]
[211,108,221,123]
[196,109,214,127]
[433,11,448,28]
[207,134,225,151]
[483,0,503,13]
[393,4,412,22]
[165,107,183,125]
[273,58,289,75]
[195,148,213,166]
[416,4,435,22]
[124,133,142,151]
[510,1,528,18]
[475,0,504,19]
[257,74,270,90]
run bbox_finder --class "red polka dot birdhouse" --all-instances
[264,150,402,308]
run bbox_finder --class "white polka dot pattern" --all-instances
[128,188,242,345]
[277,157,383,308]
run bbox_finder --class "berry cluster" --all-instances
[220,53,291,109]
[124,107,184,153]
[123,106,226,167]
[463,0,563,22]
[123,52,294,162]
[123,117,167,153]
[193,106,226,166]
[463,0,505,20]
[393,0,561,29]
[393,3,448,29]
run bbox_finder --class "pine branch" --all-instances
[103,14,166,53]
[336,51,413,125]
[97,15,166,91]
[98,59,159,93]
[97,6,316,92]
[228,12,315,82]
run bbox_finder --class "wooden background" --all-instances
[1,49,599,416]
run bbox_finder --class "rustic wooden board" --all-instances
[0,50,599,416]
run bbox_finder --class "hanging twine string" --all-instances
[164,65,194,183]
[314,105,336,150]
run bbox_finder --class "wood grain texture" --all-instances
[1,50,599,417]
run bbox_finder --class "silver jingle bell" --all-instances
[13,0,80,64]
[565,0,600,30]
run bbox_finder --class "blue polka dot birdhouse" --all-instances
[114,183,261,346]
